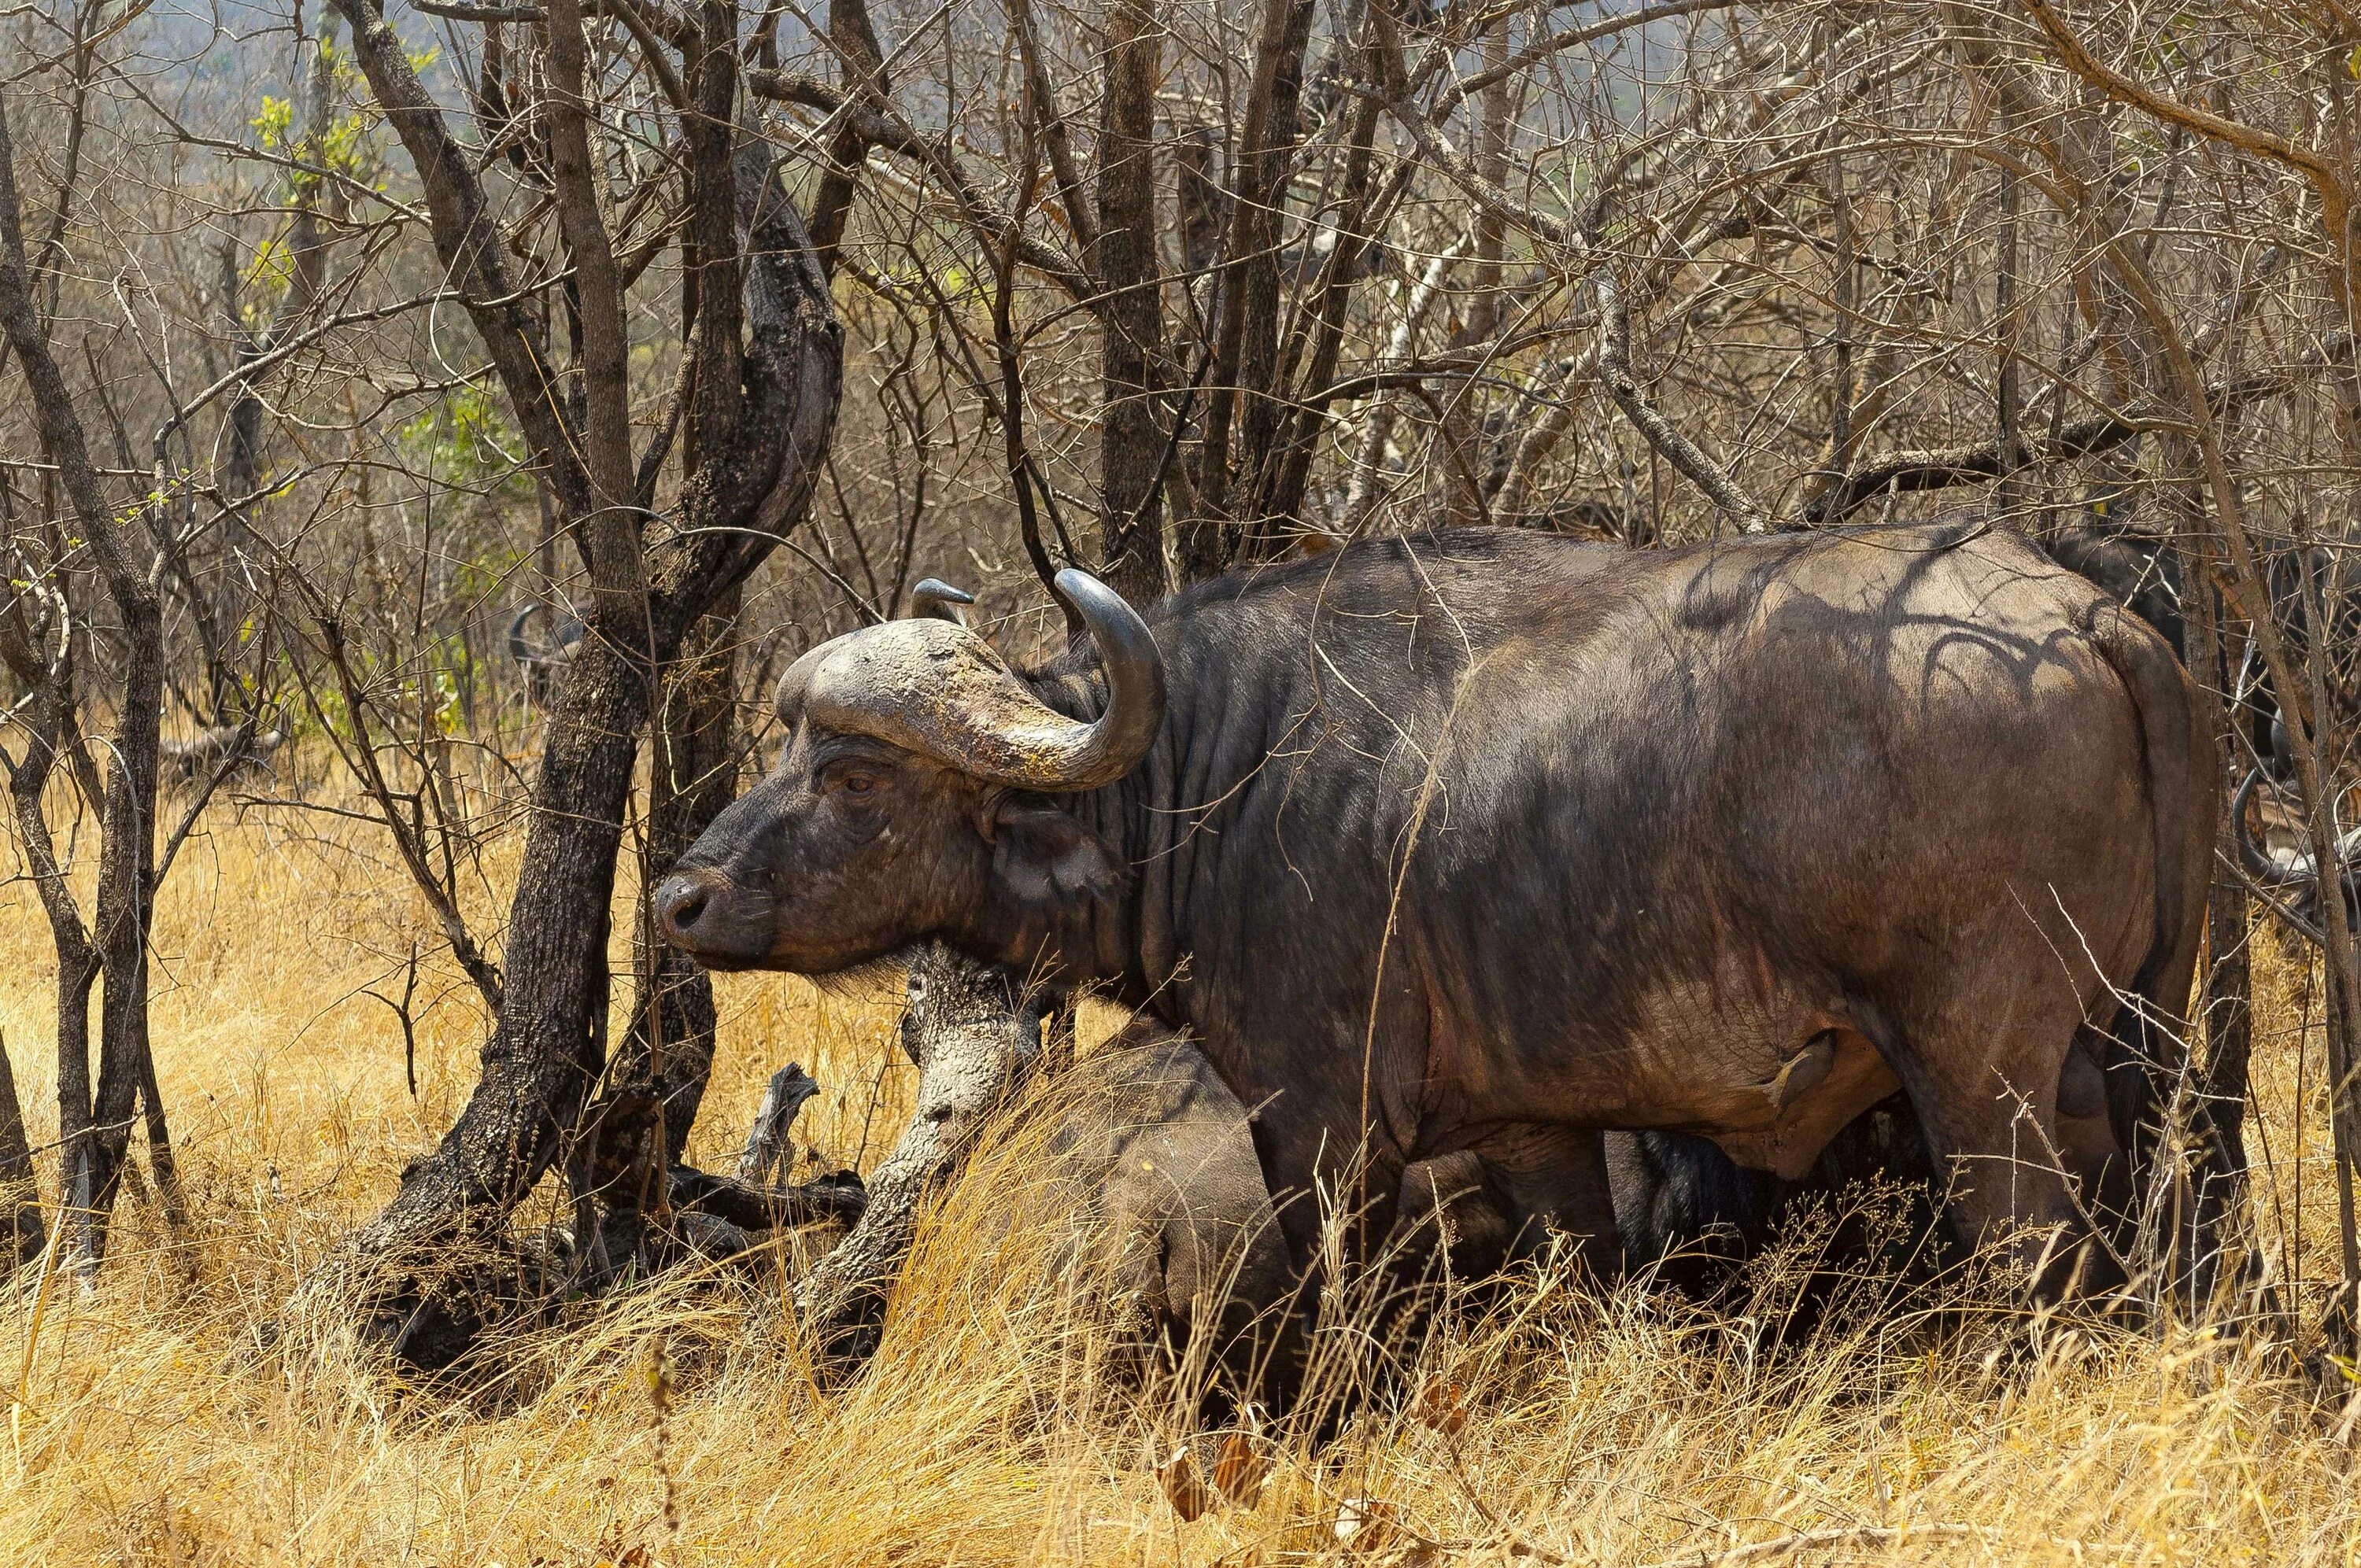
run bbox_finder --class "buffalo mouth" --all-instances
[656,867,777,969]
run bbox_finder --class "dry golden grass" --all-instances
[4,803,2360,1566]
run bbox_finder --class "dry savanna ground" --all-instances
[3,793,2361,1566]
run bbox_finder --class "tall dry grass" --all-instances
[2,803,2359,1566]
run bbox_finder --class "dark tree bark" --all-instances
[1093,0,1170,607]
[1183,0,1318,577]
[1431,8,1511,530]
[0,1037,39,1270]
[637,590,745,1157]
[805,0,887,277]
[0,86,170,1273]
[2195,603,2255,1301]
[0,611,94,1274]
[1174,125,1227,281]
[310,0,843,1353]
[576,587,747,1219]
[1254,13,1387,535]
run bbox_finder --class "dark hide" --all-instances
[2038,515,2361,784]
[2041,518,2186,661]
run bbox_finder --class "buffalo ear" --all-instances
[987,801,1123,914]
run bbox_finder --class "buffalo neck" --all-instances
[1013,662,1158,996]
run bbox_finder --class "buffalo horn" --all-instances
[2232,767,2361,891]
[910,578,977,622]
[507,607,540,666]
[2230,769,2289,884]
[774,567,1165,791]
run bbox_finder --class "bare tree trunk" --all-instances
[305,0,844,1355]
[1094,0,1170,607]
[1175,126,1227,285]
[578,588,748,1223]
[1992,105,2025,523]
[1434,9,1511,529]
[805,0,886,277]
[0,86,168,1273]
[354,629,649,1236]
[0,622,94,1272]
[1184,0,1318,576]
[1258,9,1387,537]
[2185,568,2253,1308]
[0,1039,42,1271]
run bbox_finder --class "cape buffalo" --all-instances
[160,721,286,791]
[660,522,2213,1299]
[507,603,585,707]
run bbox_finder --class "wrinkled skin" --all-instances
[664,523,2212,1297]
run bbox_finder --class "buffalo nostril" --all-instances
[658,875,711,939]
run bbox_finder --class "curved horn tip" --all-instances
[911,578,977,625]
[911,577,977,607]
[1052,567,1113,604]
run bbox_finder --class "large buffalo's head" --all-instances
[655,570,1164,975]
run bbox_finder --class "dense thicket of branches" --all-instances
[4,0,2359,1341]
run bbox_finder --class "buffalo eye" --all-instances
[823,760,883,798]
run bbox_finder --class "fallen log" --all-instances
[669,1164,865,1231]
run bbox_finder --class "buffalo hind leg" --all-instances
[1882,990,2125,1304]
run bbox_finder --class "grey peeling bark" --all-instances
[1227,0,1320,561]
[796,943,1044,1356]
[1992,111,2024,524]
[1094,0,1169,608]
[1339,238,1465,537]
[0,89,168,1271]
